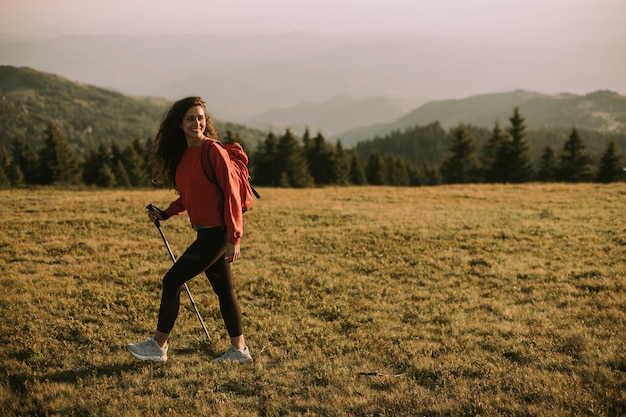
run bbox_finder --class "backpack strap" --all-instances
[200,139,219,185]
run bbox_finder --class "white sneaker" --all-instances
[128,337,168,362]
[211,346,253,364]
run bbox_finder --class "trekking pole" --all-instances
[146,204,211,340]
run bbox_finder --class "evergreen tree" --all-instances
[278,172,291,188]
[558,128,595,182]
[306,132,336,186]
[422,164,442,186]
[302,128,313,155]
[83,144,110,186]
[82,147,100,185]
[114,159,132,188]
[95,163,117,188]
[11,138,39,184]
[349,153,367,185]
[407,165,424,186]
[366,151,387,185]
[385,155,411,186]
[122,144,150,187]
[537,145,558,182]
[38,121,81,185]
[440,125,480,184]
[596,140,623,183]
[9,164,25,187]
[333,141,350,185]
[0,147,11,188]
[143,137,155,183]
[276,129,310,188]
[109,141,126,186]
[505,107,534,183]
[252,133,280,186]
[482,121,508,183]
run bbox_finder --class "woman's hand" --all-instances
[147,206,169,222]
[225,242,240,263]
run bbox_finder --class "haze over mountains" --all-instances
[1,32,624,138]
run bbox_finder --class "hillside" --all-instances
[0,66,267,156]
[336,90,626,147]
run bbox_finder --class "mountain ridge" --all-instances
[334,89,626,147]
[1,33,623,124]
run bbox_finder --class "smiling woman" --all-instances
[128,96,252,364]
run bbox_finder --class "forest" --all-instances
[0,106,624,189]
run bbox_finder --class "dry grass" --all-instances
[0,184,625,416]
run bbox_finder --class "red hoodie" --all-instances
[164,141,243,244]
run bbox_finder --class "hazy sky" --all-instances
[1,0,625,42]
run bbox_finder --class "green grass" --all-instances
[1,184,625,416]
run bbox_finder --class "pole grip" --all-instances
[146,203,161,228]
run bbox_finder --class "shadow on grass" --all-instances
[5,361,149,395]
[174,339,218,358]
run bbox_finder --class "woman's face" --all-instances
[180,105,206,140]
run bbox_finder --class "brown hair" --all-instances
[151,96,218,189]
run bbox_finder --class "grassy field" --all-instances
[0,184,624,416]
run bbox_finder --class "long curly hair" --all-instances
[152,96,218,189]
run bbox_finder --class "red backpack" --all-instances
[200,140,260,212]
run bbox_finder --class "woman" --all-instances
[128,96,252,364]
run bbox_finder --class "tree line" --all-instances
[0,107,624,189]
[438,108,624,184]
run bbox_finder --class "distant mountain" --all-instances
[246,94,427,137]
[335,90,626,147]
[0,66,267,155]
[1,33,623,123]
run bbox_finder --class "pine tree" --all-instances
[366,151,387,185]
[83,144,110,186]
[11,138,39,184]
[143,137,155,183]
[408,165,424,186]
[302,128,313,155]
[558,128,595,182]
[114,159,131,188]
[537,145,557,182]
[38,121,81,185]
[349,154,367,185]
[307,132,336,186]
[122,144,149,187]
[252,133,280,186]
[596,140,624,183]
[505,108,534,183]
[422,164,442,186]
[0,147,11,188]
[482,121,508,183]
[9,164,25,187]
[130,138,153,187]
[108,141,126,186]
[333,140,350,185]
[440,125,480,184]
[95,163,117,188]
[277,129,310,188]
[385,155,410,186]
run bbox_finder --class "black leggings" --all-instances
[156,228,243,338]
